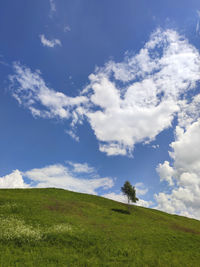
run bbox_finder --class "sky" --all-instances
[1,0,200,220]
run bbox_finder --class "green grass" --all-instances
[0,188,200,266]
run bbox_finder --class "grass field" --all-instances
[0,188,200,266]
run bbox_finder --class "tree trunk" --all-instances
[128,198,130,213]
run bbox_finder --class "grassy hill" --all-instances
[0,189,200,266]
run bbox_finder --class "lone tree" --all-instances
[121,181,138,212]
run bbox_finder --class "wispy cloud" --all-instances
[49,0,56,13]
[65,130,79,142]
[196,21,199,34]
[0,55,9,66]
[196,10,200,35]
[39,34,61,48]
[64,25,71,32]
[0,60,9,67]
[152,144,159,149]
[9,62,87,120]
[67,161,95,174]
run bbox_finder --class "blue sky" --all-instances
[1,0,200,219]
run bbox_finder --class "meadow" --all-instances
[0,188,200,266]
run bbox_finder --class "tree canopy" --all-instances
[121,181,138,205]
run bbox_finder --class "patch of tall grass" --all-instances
[0,214,75,244]
[47,223,73,233]
[0,202,19,213]
[0,216,42,242]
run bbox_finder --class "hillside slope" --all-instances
[0,188,200,266]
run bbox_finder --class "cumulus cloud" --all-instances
[39,34,61,48]
[24,163,113,194]
[155,118,200,220]
[156,161,174,186]
[136,199,153,208]
[0,166,152,209]
[99,143,127,156]
[102,182,151,207]
[0,170,29,188]
[82,29,200,155]
[135,182,148,196]
[102,192,152,208]
[0,162,113,195]
[9,28,200,157]
[178,94,200,129]
[102,192,127,203]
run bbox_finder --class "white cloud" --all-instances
[23,163,113,194]
[135,182,148,196]
[64,25,71,32]
[196,21,199,35]
[196,10,200,35]
[10,29,200,157]
[102,192,127,203]
[0,163,114,195]
[178,94,200,129]
[102,182,150,207]
[0,167,152,209]
[65,130,79,142]
[67,161,95,173]
[156,161,174,186]
[99,143,127,156]
[80,29,200,156]
[0,60,9,67]
[0,170,29,188]
[136,199,153,208]
[49,0,56,13]
[155,118,200,220]
[9,62,87,120]
[152,144,159,149]
[170,120,200,175]
[39,34,61,48]
[102,192,152,208]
